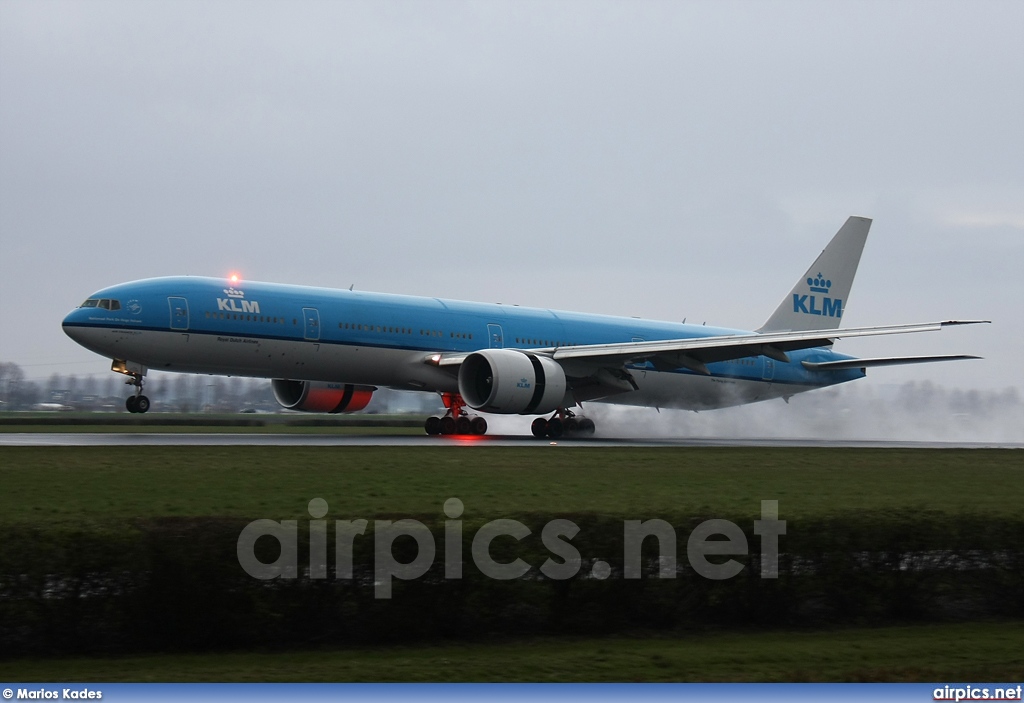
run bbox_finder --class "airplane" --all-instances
[61,217,986,438]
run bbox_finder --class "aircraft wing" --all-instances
[548,320,988,372]
[429,319,988,374]
[800,354,981,371]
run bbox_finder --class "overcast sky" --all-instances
[1,0,1021,394]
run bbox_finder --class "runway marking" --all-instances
[0,433,1019,449]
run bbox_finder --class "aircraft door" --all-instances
[487,324,504,349]
[168,297,189,331]
[762,357,775,381]
[303,308,320,341]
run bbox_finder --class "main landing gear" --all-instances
[423,396,596,439]
[531,409,595,439]
[425,393,488,436]
[124,372,150,414]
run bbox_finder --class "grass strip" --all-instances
[1,622,1021,682]
[1,446,1021,526]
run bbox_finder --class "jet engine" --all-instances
[272,380,374,413]
[458,349,567,415]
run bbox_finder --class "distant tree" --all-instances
[102,374,121,400]
[0,362,25,407]
[173,374,195,412]
[18,380,42,409]
[79,375,98,398]
[47,373,64,396]
[205,377,220,409]
[65,374,79,400]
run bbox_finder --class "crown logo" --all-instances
[223,287,245,298]
[807,273,831,294]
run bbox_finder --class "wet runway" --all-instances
[1,433,1019,448]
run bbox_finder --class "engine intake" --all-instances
[272,380,374,413]
[458,349,567,415]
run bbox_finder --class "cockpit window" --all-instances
[80,299,99,308]
[98,299,110,310]
[109,299,121,311]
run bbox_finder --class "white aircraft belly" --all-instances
[596,369,816,411]
[77,328,428,386]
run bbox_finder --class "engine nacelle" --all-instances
[272,380,374,413]
[458,349,567,415]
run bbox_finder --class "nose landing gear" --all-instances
[123,372,150,414]
[425,393,488,436]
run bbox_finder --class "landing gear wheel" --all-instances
[123,370,149,413]
[471,416,488,435]
[434,393,487,437]
[547,418,564,439]
[532,408,595,439]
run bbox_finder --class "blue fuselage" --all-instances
[62,276,864,411]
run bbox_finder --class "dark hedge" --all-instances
[1,511,1021,656]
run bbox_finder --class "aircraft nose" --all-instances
[62,308,87,343]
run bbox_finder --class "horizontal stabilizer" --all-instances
[801,355,982,372]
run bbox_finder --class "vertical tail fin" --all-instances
[757,216,872,333]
